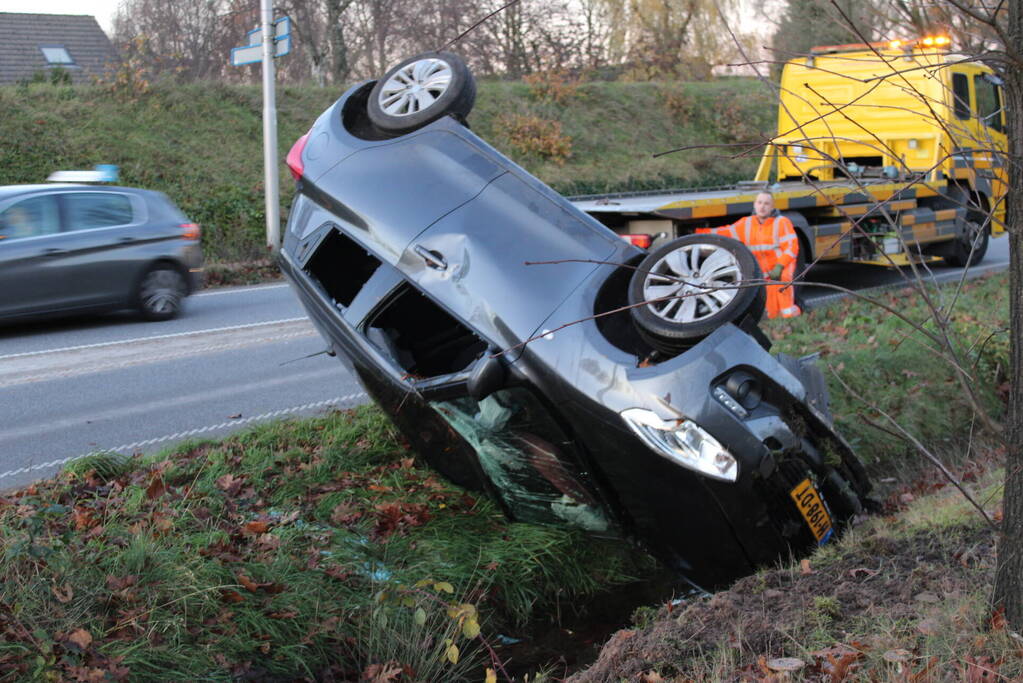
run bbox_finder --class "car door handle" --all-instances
[414,245,447,271]
[118,236,136,243]
[39,248,67,257]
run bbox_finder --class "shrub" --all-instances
[498,114,573,164]
[522,70,583,104]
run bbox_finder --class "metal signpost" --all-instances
[231,5,291,252]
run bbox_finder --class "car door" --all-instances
[970,70,1008,221]
[53,190,144,308]
[0,193,65,318]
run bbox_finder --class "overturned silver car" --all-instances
[279,52,871,590]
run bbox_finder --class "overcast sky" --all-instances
[1,0,120,33]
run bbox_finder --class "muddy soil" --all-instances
[568,522,997,681]
[492,570,694,679]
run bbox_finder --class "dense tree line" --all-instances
[111,0,751,84]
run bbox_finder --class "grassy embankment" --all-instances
[0,270,1010,680]
[0,77,771,275]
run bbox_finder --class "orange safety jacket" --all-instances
[714,215,798,270]
[699,214,801,318]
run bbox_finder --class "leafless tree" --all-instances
[758,0,1022,630]
[112,0,239,81]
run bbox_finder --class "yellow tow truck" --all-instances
[572,36,1008,268]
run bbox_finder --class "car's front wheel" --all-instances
[137,265,186,321]
[367,52,476,133]
[628,234,765,354]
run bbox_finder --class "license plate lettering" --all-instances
[790,478,833,545]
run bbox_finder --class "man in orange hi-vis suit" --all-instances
[699,191,801,319]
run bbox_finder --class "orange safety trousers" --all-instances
[697,215,801,319]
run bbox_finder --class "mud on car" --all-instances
[279,52,872,590]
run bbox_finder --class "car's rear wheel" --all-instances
[367,52,476,133]
[137,265,186,321]
[628,234,764,354]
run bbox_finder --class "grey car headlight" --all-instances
[621,408,738,482]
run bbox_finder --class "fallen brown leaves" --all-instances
[66,628,93,650]
[373,501,431,539]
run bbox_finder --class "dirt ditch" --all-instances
[566,522,999,681]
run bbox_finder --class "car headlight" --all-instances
[621,408,738,482]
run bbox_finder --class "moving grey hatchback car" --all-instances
[0,184,203,323]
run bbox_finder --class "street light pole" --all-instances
[261,0,281,252]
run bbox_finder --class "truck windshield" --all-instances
[974,74,1003,132]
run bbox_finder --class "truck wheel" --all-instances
[628,234,765,354]
[940,187,990,267]
[367,52,476,133]
[944,219,989,267]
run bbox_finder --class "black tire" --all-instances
[628,234,765,354]
[944,218,989,267]
[367,52,476,133]
[941,187,990,267]
[136,265,186,321]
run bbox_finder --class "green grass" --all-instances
[0,77,773,263]
[765,271,1009,472]
[0,407,646,681]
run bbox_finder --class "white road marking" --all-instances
[1,330,315,388]
[194,283,289,297]
[0,317,308,361]
[0,391,368,482]
[3,366,333,441]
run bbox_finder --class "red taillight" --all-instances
[180,223,201,241]
[625,233,652,249]
[286,133,309,181]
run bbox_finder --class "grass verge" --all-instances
[0,407,647,681]
[766,271,1009,475]
[0,77,772,264]
[0,267,1009,680]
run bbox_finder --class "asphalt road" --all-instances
[0,283,366,491]
[0,236,1010,491]
[801,235,1010,307]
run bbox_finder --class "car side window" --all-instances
[64,192,134,231]
[0,195,60,241]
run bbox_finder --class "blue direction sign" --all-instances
[231,17,291,66]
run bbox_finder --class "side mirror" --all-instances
[467,354,505,401]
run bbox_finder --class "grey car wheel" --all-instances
[628,234,764,354]
[367,52,476,133]
[137,266,186,321]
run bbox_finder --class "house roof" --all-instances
[0,13,118,84]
